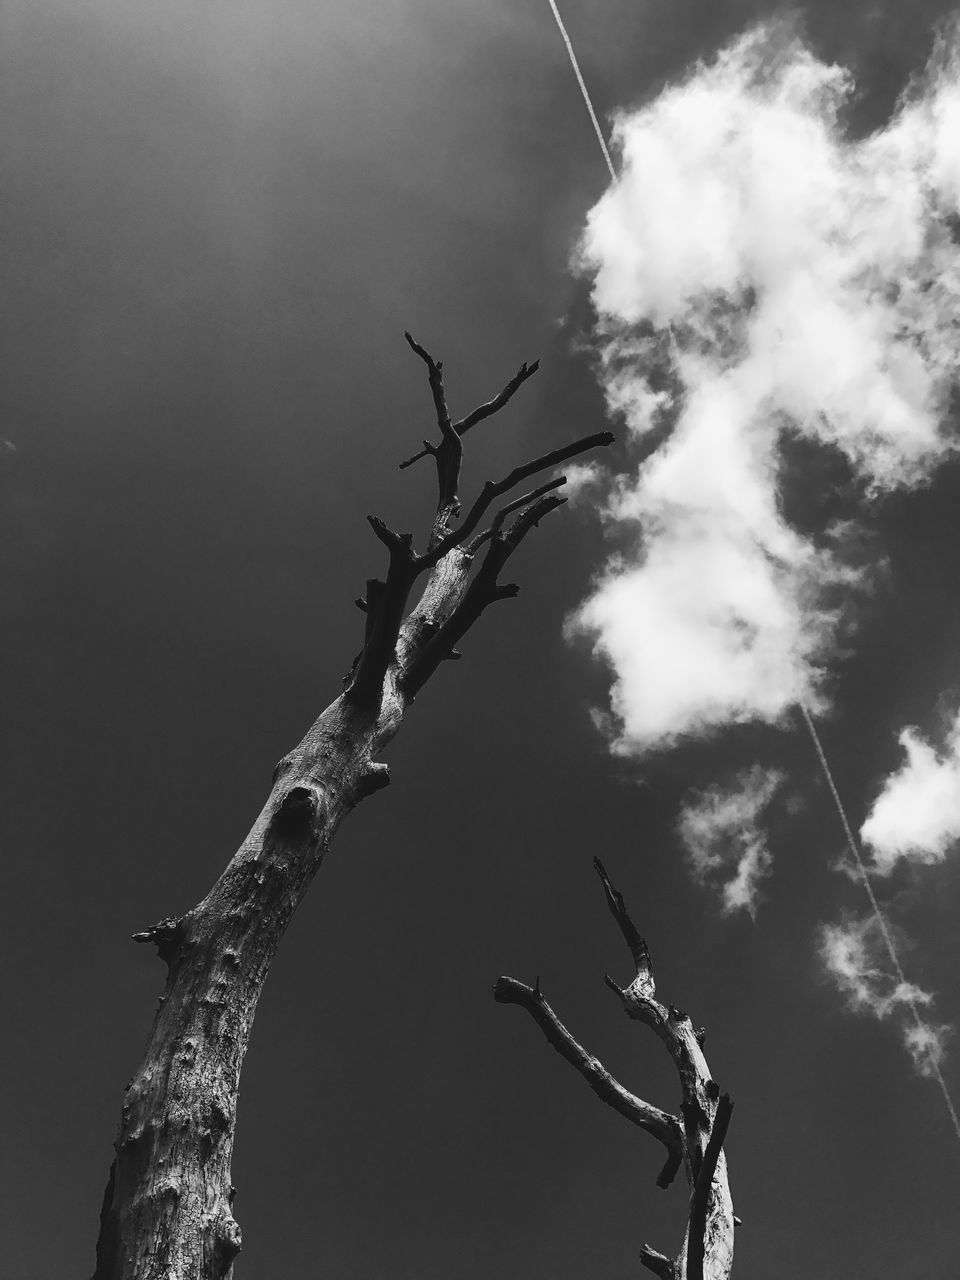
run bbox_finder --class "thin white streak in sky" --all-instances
[546,0,617,182]
[548,3,957,1143]
[800,704,960,1144]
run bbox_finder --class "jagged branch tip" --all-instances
[345,333,614,706]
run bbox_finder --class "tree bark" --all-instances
[92,606,440,1279]
[91,338,612,1279]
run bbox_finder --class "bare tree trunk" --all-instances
[495,859,736,1280]
[91,335,612,1280]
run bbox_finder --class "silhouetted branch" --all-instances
[468,477,567,552]
[499,490,567,551]
[453,358,540,435]
[404,331,453,440]
[399,354,540,473]
[399,439,437,470]
[493,977,683,1171]
[367,516,413,556]
[428,430,613,562]
[404,331,463,534]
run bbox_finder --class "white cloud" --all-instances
[570,24,960,754]
[904,1020,951,1077]
[677,765,783,916]
[860,710,960,873]
[560,462,604,502]
[821,915,950,1077]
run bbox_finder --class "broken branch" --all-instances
[347,518,419,705]
[367,516,414,557]
[594,856,656,999]
[686,1095,734,1280]
[399,439,437,471]
[639,1246,676,1280]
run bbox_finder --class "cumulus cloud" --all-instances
[570,24,960,754]
[821,914,950,1077]
[677,765,783,916]
[860,709,960,873]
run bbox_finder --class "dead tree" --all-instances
[91,333,612,1280]
[495,858,735,1280]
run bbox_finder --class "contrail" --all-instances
[545,0,958,1145]
[800,703,960,1143]
[546,0,617,182]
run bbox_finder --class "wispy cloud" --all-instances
[677,765,783,917]
[861,709,960,873]
[570,23,960,754]
[559,461,604,502]
[821,914,950,1077]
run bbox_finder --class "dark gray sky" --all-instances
[2,2,960,1276]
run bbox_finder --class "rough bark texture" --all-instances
[91,337,612,1280]
[495,858,735,1280]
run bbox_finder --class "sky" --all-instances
[2,2,960,1277]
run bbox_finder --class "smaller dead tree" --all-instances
[495,858,735,1280]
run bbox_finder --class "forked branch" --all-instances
[495,861,735,1280]
[347,336,613,707]
[400,491,568,695]
[403,331,462,532]
[493,976,684,1188]
[399,348,539,469]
